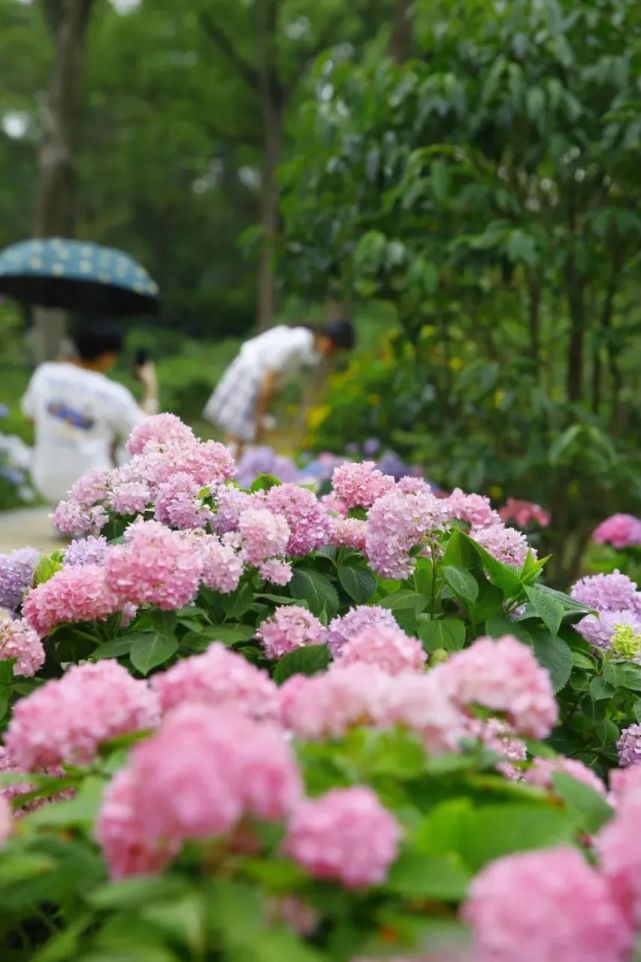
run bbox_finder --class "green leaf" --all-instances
[443,566,478,605]
[26,776,105,829]
[530,628,573,692]
[379,590,427,613]
[93,636,135,660]
[551,773,613,834]
[470,579,504,622]
[525,586,564,636]
[0,852,58,883]
[223,581,255,619]
[417,617,466,652]
[89,876,190,910]
[187,624,255,647]
[461,804,579,871]
[130,633,178,675]
[337,564,377,604]
[289,569,339,618]
[386,851,470,901]
[273,645,330,683]
[590,676,616,700]
[33,550,64,586]
[250,474,281,492]
[461,534,521,596]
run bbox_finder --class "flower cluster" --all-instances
[444,488,499,527]
[593,513,641,549]
[334,623,427,675]
[617,724,641,769]
[23,563,122,635]
[524,756,607,797]
[283,786,401,888]
[572,571,641,655]
[332,461,395,510]
[151,642,278,720]
[327,605,399,657]
[256,605,326,659]
[470,523,530,568]
[499,498,550,529]
[0,547,39,612]
[365,488,445,579]
[5,661,159,770]
[97,704,301,877]
[0,610,45,677]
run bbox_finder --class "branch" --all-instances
[199,11,259,91]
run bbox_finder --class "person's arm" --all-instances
[135,361,159,415]
[254,368,277,441]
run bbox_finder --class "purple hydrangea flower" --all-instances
[64,536,109,568]
[0,547,40,612]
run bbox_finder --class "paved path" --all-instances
[0,507,61,553]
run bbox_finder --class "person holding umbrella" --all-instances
[21,319,158,504]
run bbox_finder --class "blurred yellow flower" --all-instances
[488,485,503,499]
[307,405,330,430]
[494,390,505,407]
[367,394,381,405]
[449,357,463,371]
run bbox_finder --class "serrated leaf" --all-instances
[443,566,479,605]
[273,645,330,683]
[552,772,613,834]
[530,628,573,692]
[525,586,563,636]
[337,564,377,603]
[130,633,178,675]
[289,569,339,618]
[417,617,465,652]
[250,474,281,492]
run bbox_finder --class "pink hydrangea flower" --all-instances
[95,769,177,880]
[434,635,558,738]
[107,480,151,516]
[266,484,331,555]
[366,489,445,579]
[211,486,256,534]
[237,508,290,565]
[331,462,396,510]
[396,476,433,496]
[470,523,530,568]
[0,611,45,676]
[327,605,399,658]
[128,704,301,844]
[383,671,468,755]
[499,498,550,529]
[51,500,108,536]
[617,724,641,768]
[329,517,368,552]
[571,571,641,615]
[5,661,159,770]
[126,413,196,455]
[465,717,527,780]
[154,472,212,530]
[444,488,500,527]
[257,606,327,659]
[524,756,607,796]
[593,514,641,549]
[68,468,110,508]
[596,783,641,929]
[279,663,392,739]
[463,847,633,962]
[258,558,293,585]
[199,535,243,593]
[105,520,202,610]
[0,797,11,846]
[171,439,236,488]
[609,765,641,806]
[335,624,426,675]
[23,563,121,635]
[321,491,348,517]
[284,786,401,889]
[151,643,278,720]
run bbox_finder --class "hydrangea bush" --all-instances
[0,415,639,960]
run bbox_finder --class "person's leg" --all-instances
[225,436,245,459]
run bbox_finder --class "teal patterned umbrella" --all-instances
[0,238,159,315]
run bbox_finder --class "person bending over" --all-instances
[21,320,158,504]
[203,319,354,454]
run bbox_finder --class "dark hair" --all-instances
[72,320,124,361]
[324,318,355,350]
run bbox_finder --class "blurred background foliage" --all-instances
[1,0,641,583]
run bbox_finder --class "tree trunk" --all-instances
[256,0,283,331]
[389,0,413,62]
[33,0,95,361]
[565,258,585,403]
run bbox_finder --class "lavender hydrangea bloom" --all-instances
[236,446,300,489]
[0,547,40,612]
[617,724,641,768]
[64,536,109,568]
